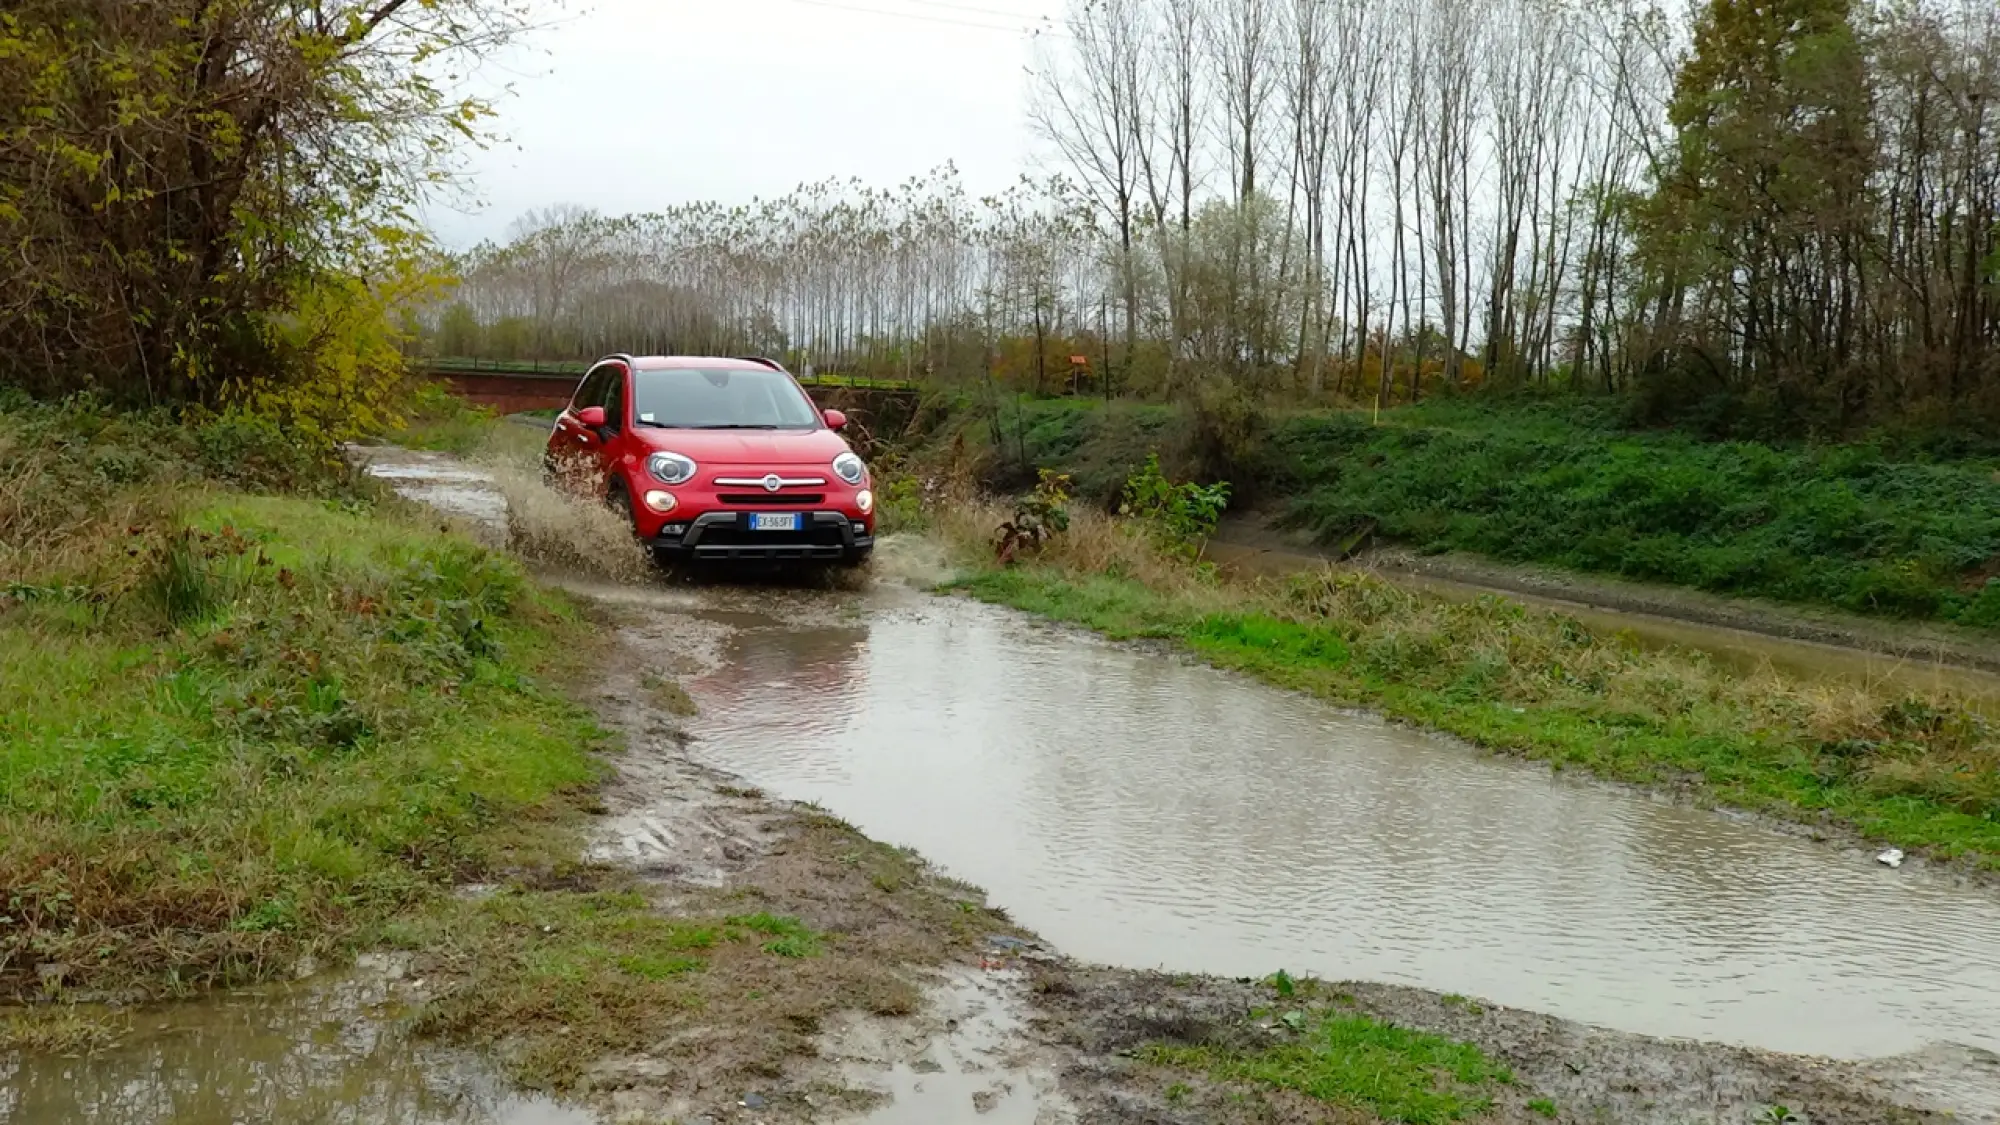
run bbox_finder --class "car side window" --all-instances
[571,366,610,414]
[600,367,626,434]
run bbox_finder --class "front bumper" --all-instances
[650,510,875,562]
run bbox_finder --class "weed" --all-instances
[1144,1011,1510,1125]
[0,1008,128,1054]
[1165,1081,1192,1103]
[640,671,699,717]
[728,913,824,957]
[995,470,1073,564]
[1528,1097,1559,1118]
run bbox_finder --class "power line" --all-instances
[775,0,1066,38]
[895,0,1058,22]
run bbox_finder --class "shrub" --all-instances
[1120,453,1231,559]
[996,470,1074,564]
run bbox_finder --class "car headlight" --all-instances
[856,489,874,514]
[648,452,697,485]
[832,451,866,486]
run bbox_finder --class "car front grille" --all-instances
[718,493,827,506]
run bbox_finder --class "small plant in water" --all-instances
[995,470,1072,564]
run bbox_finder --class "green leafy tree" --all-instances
[0,0,534,437]
[1642,0,1875,423]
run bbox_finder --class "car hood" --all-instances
[631,427,850,467]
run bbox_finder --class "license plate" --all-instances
[750,513,801,532]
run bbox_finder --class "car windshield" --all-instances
[630,367,819,430]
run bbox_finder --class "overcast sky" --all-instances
[426,0,1066,248]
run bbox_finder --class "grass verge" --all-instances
[1,400,605,1017]
[923,493,2000,867]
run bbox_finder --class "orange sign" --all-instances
[1069,355,1090,367]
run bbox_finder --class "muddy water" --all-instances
[356,447,511,542]
[0,962,593,1125]
[683,588,2000,1063]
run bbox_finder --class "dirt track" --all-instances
[1211,511,2000,679]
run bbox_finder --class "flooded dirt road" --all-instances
[679,586,2000,1064]
[25,445,1968,1124]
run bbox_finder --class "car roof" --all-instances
[624,356,785,373]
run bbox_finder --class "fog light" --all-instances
[855,489,874,514]
[852,521,868,535]
[642,490,677,513]
[661,523,688,537]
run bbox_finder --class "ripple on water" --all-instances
[687,593,2000,1061]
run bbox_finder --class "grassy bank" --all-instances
[909,491,2000,868]
[928,395,2000,630]
[0,404,609,1009]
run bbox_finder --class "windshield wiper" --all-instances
[691,423,781,430]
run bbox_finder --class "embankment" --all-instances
[907,394,2000,641]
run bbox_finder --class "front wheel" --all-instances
[607,483,643,541]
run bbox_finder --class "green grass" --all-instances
[951,564,2000,865]
[1144,1011,1511,1124]
[390,889,833,1088]
[1263,403,2000,628]
[933,395,2000,628]
[0,479,605,1000]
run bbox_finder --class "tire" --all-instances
[607,483,642,540]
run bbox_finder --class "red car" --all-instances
[544,355,875,567]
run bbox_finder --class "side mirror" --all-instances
[822,408,848,431]
[576,405,607,429]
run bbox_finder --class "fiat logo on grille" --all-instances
[761,474,783,493]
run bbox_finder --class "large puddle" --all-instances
[683,589,2000,1063]
[0,963,592,1125]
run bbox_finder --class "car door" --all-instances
[549,363,614,482]
[589,363,630,487]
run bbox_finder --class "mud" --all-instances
[1033,965,1986,1125]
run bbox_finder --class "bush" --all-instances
[995,470,1073,564]
[1120,454,1231,559]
